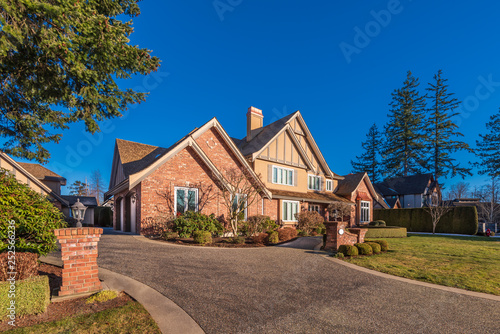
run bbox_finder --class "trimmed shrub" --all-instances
[295,211,324,235]
[376,220,386,227]
[0,252,39,281]
[338,244,358,257]
[245,215,277,235]
[355,243,373,256]
[297,229,308,237]
[373,207,478,235]
[366,239,389,252]
[0,275,50,318]
[162,231,179,240]
[267,231,279,244]
[278,227,298,242]
[0,169,66,256]
[172,212,223,238]
[315,224,326,235]
[192,231,212,244]
[86,290,118,304]
[252,232,268,245]
[232,236,246,244]
[365,242,381,254]
[334,252,345,259]
[369,221,380,226]
[94,206,113,227]
[260,218,279,233]
[364,226,407,238]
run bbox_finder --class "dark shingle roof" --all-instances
[116,139,171,178]
[61,195,98,207]
[336,172,366,196]
[385,197,400,208]
[375,173,434,196]
[17,162,65,181]
[234,112,297,156]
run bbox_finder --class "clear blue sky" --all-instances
[21,0,500,194]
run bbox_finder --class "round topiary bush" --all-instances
[376,220,387,227]
[355,243,373,255]
[369,221,380,226]
[267,231,279,244]
[192,231,212,244]
[338,244,359,257]
[370,239,389,252]
[365,242,381,254]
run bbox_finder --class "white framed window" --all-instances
[272,165,294,186]
[326,180,333,191]
[174,187,198,214]
[308,175,321,191]
[232,193,247,221]
[308,204,320,213]
[283,200,300,222]
[360,201,370,223]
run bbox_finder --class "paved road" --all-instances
[97,232,498,334]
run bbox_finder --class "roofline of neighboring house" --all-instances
[0,151,69,207]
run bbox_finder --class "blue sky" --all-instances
[19,0,500,194]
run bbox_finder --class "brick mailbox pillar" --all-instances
[54,227,103,297]
[324,222,367,251]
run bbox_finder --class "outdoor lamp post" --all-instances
[71,198,87,228]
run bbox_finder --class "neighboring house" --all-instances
[105,106,364,234]
[374,173,440,208]
[335,172,386,226]
[0,151,69,210]
[61,195,98,226]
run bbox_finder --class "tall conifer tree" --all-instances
[425,70,472,184]
[475,109,500,177]
[351,123,382,183]
[382,71,426,178]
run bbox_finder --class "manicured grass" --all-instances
[6,301,161,334]
[344,234,500,295]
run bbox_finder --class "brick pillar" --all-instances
[324,222,345,251]
[348,228,368,244]
[54,227,103,297]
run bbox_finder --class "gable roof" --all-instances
[385,197,401,208]
[234,111,343,180]
[335,172,366,196]
[105,118,272,200]
[17,162,66,184]
[375,173,436,196]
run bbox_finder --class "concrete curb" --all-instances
[40,256,205,334]
[314,246,500,302]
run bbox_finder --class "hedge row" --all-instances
[0,275,50,318]
[363,227,407,238]
[374,206,478,235]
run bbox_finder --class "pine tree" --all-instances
[351,123,382,183]
[0,1,160,162]
[382,71,427,178]
[69,181,88,197]
[425,70,472,184]
[475,109,500,177]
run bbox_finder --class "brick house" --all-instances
[335,172,386,226]
[105,107,383,233]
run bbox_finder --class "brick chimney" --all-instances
[246,106,263,142]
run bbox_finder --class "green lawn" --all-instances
[6,301,161,334]
[343,234,500,295]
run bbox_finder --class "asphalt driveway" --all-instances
[97,232,498,334]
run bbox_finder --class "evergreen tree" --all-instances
[425,70,472,184]
[475,109,500,177]
[351,123,382,183]
[382,71,426,178]
[0,1,160,162]
[69,180,88,197]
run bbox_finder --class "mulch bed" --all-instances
[157,236,267,248]
[0,263,132,331]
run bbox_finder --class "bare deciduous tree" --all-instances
[89,170,106,205]
[424,195,452,234]
[327,201,353,222]
[216,167,264,236]
[447,182,470,200]
[477,177,500,224]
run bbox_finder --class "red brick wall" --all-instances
[346,178,374,226]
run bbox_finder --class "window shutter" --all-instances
[293,169,298,187]
[268,165,273,183]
